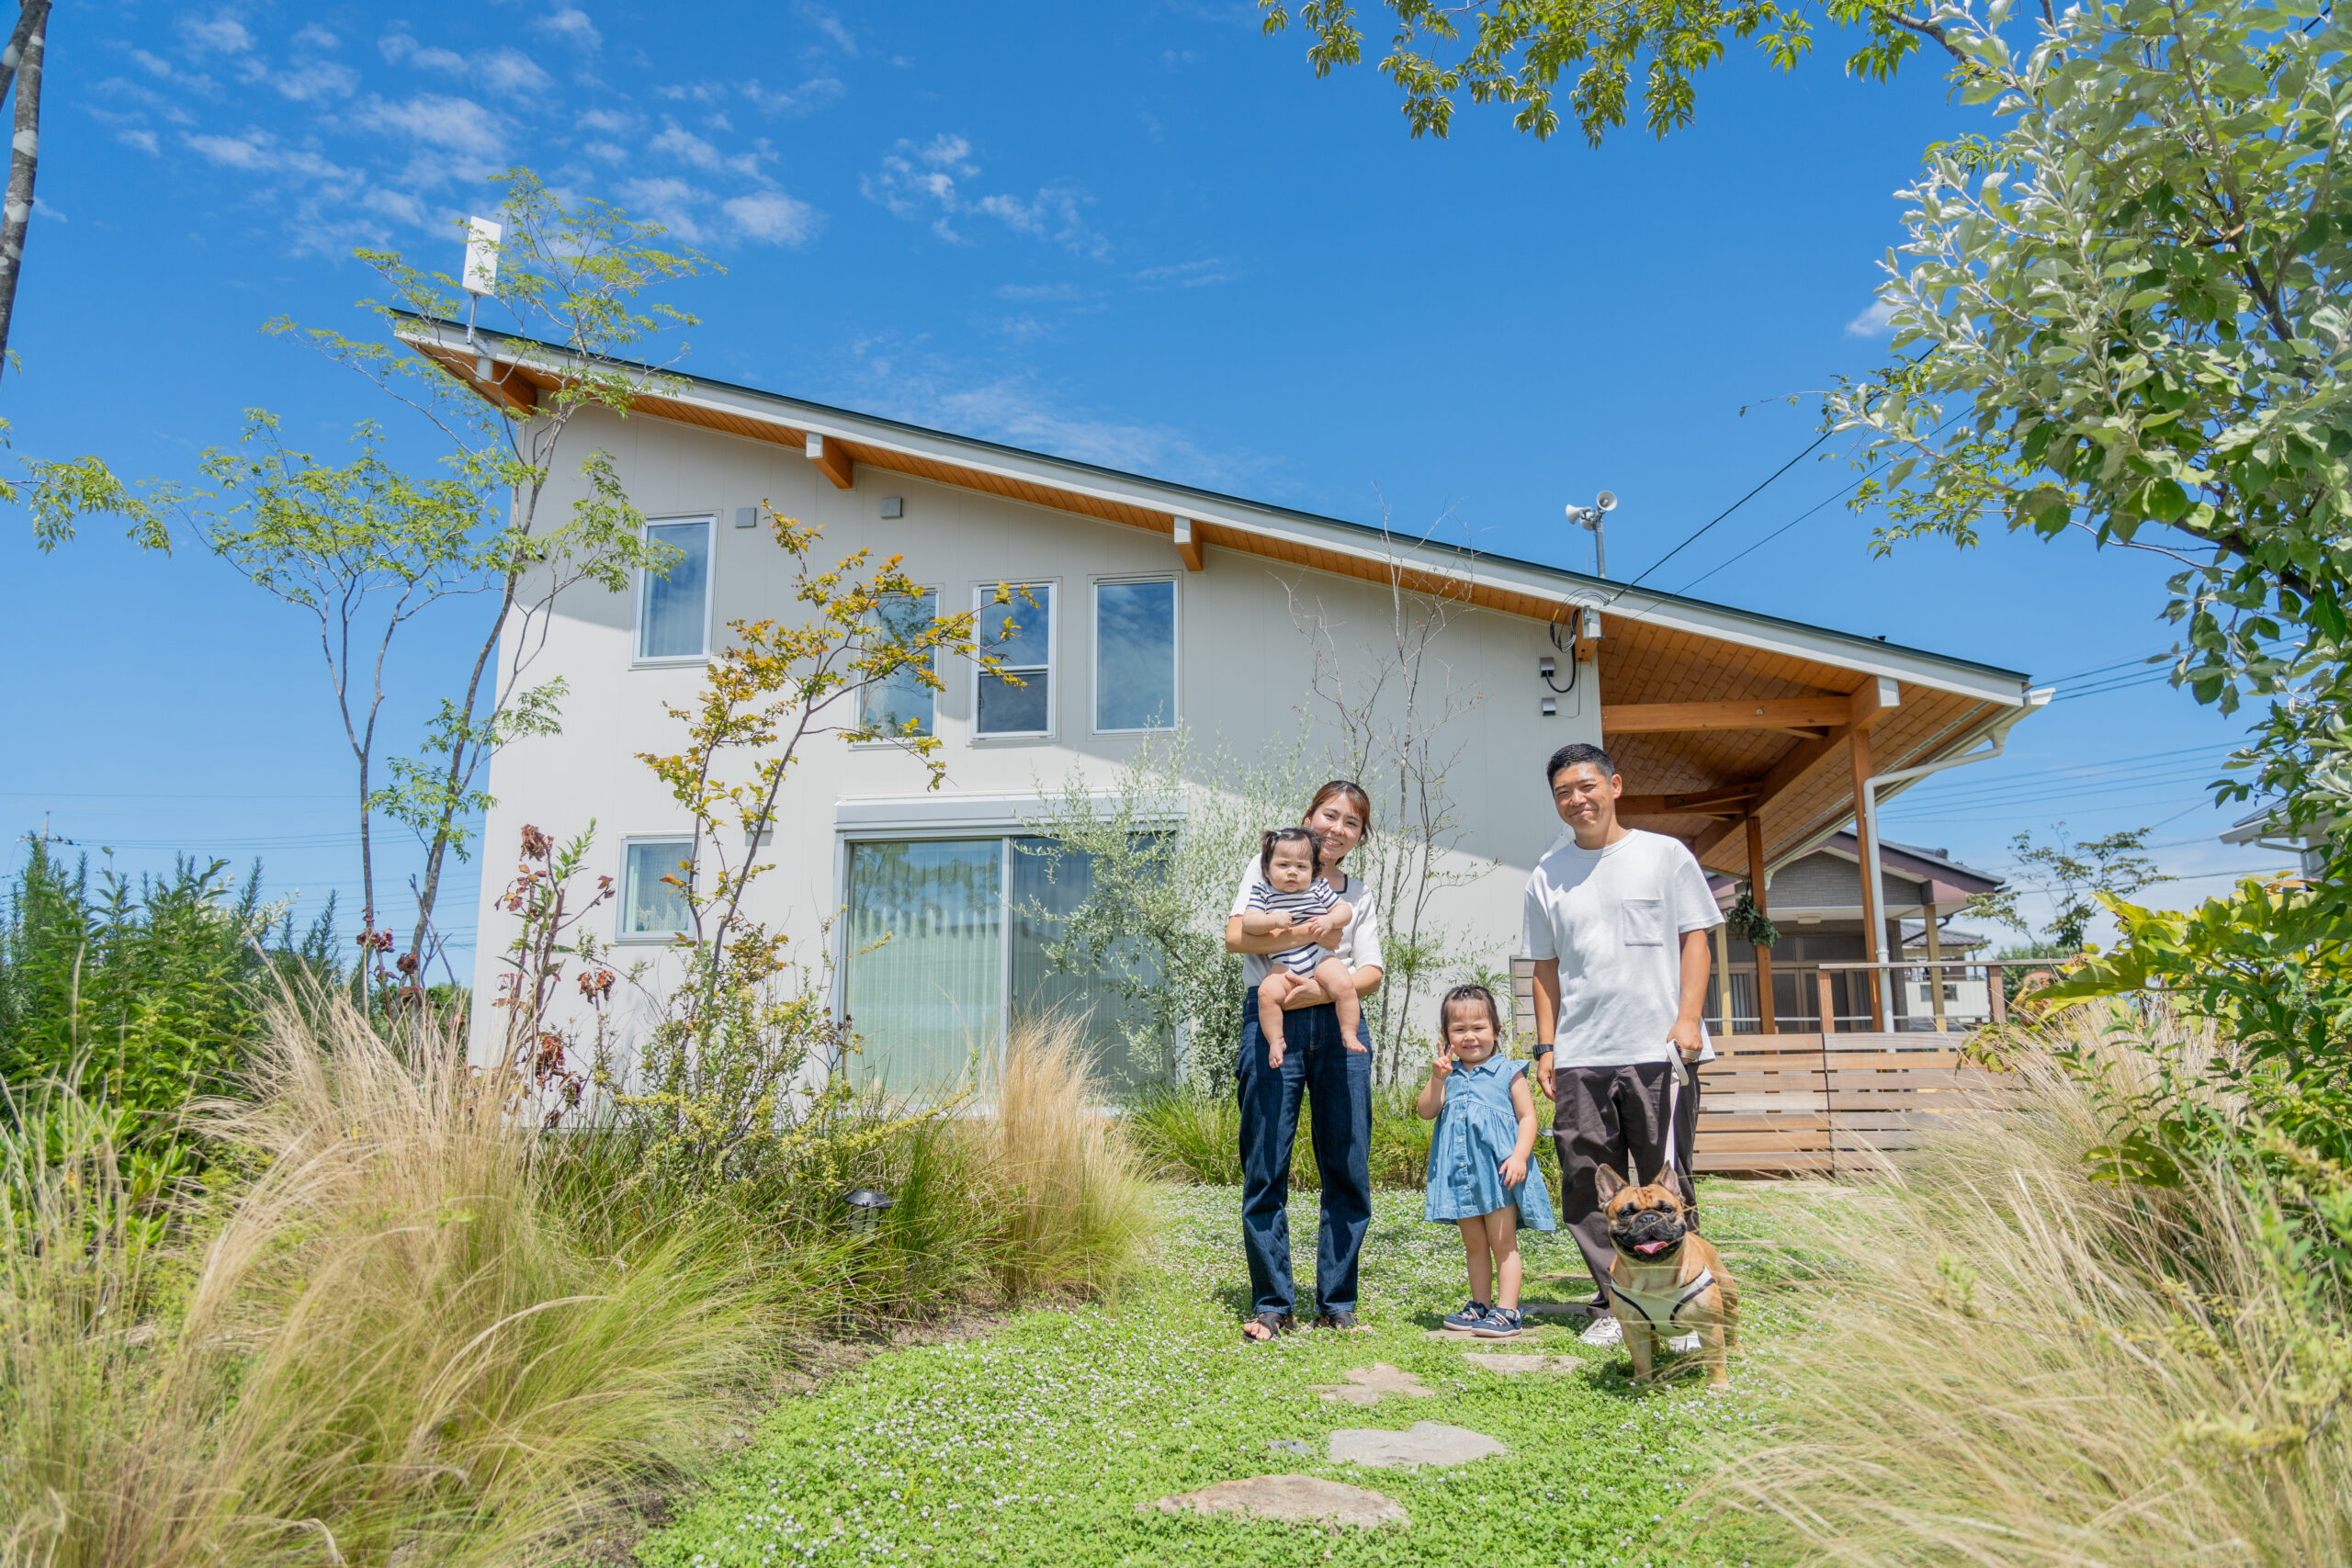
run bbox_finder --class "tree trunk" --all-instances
[0,1,51,377]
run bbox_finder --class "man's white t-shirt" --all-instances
[1522,828,1724,1068]
[1228,859,1385,989]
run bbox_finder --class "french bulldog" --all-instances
[1594,1165,1739,1387]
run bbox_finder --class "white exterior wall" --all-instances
[467,409,1600,1066]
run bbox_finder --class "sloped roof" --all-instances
[399,313,2042,876]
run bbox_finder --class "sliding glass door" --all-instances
[842,835,1155,1094]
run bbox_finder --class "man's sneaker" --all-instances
[1580,1314,1623,1347]
[1471,1305,1523,1339]
[1441,1300,1490,1334]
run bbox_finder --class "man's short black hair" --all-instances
[1545,742,1617,785]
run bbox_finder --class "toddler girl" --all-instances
[1419,982,1555,1338]
[1239,827,1359,1068]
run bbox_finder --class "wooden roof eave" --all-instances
[390,317,2036,712]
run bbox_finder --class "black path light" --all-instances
[841,1187,894,1235]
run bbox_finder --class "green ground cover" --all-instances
[639,1181,1837,1567]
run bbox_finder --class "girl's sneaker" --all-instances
[1473,1305,1523,1339]
[1441,1300,1490,1334]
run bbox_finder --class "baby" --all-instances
[1240,827,1361,1068]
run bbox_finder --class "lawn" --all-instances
[636,1180,1838,1567]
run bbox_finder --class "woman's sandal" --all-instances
[1242,1311,1295,1343]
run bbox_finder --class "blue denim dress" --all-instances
[1424,1056,1557,1230]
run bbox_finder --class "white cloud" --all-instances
[178,11,254,55]
[1846,297,1900,337]
[998,282,1083,301]
[741,76,843,115]
[616,175,714,242]
[724,188,820,246]
[353,95,504,158]
[411,46,470,74]
[577,107,636,132]
[181,129,355,185]
[976,186,1102,256]
[650,124,724,169]
[536,6,603,50]
[1135,257,1233,288]
[801,5,859,56]
[293,24,339,50]
[655,80,729,104]
[863,134,1102,254]
[118,128,161,154]
[269,60,360,104]
[583,140,629,163]
[475,48,552,93]
[130,50,173,78]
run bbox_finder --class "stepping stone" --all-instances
[1463,1353,1578,1376]
[1153,1475,1408,1529]
[1266,1438,1315,1458]
[1329,1422,1507,1470]
[1307,1362,1438,1405]
[1521,1302,1600,1320]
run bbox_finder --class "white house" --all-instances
[413,320,2046,1085]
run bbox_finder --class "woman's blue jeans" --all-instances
[1237,986,1374,1319]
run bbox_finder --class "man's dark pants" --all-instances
[1553,1059,1680,1297]
[1237,987,1374,1319]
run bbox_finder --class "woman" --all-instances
[1227,780,1385,1340]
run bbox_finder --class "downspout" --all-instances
[1856,686,2054,1027]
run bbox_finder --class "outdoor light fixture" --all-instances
[842,1187,895,1235]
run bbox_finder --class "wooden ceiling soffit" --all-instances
[418,345,537,414]
[1602,698,1849,734]
[1617,784,1762,818]
[1688,725,1855,861]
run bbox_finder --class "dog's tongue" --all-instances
[1633,1240,1671,1256]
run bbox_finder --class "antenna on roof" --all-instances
[1566,491,1618,578]
[460,215,502,378]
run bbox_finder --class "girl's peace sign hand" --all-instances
[1430,1041,1454,1082]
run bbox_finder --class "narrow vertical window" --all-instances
[619,840,695,938]
[976,583,1052,736]
[638,517,712,660]
[858,588,939,739]
[1094,578,1176,732]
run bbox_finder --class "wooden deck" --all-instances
[1690,1032,2012,1175]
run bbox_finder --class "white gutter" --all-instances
[1856,685,2054,1024]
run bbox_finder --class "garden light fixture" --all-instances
[842,1187,895,1235]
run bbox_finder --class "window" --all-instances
[841,834,1155,1093]
[638,517,712,661]
[975,583,1052,736]
[619,839,695,939]
[857,588,938,739]
[1094,578,1176,732]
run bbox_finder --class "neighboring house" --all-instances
[410,319,2046,1082]
[1704,836,2005,1032]
[2219,804,2334,879]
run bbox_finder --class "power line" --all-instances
[1620,427,1836,592]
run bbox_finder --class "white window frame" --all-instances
[615,834,697,942]
[850,583,942,748]
[971,580,1056,741]
[633,513,717,668]
[1090,573,1181,736]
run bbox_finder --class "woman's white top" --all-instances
[1227,857,1385,989]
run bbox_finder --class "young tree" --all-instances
[623,510,1004,1175]
[1283,523,1496,1080]
[28,169,704,988]
[1966,824,2170,953]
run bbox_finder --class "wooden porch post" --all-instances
[1711,919,1731,1032]
[1849,728,1888,1031]
[1924,908,1947,1032]
[1746,814,1777,1035]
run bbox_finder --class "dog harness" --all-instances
[1610,1267,1716,1327]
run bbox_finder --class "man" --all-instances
[1525,741,1722,1330]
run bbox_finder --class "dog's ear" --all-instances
[1593,1165,1627,1206]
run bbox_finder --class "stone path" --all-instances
[1328,1420,1510,1470]
[1307,1361,1439,1405]
[1152,1474,1410,1528]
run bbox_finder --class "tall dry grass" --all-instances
[1705,1008,2352,1566]
[1,997,773,1568]
[985,1014,1152,1299]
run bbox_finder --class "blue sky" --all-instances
[0,1,2286,969]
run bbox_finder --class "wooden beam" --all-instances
[1172,515,1204,571]
[424,346,537,415]
[1690,725,1853,860]
[1851,725,1888,1031]
[806,432,855,491]
[1620,784,1762,818]
[1848,674,1901,729]
[1601,698,1851,734]
[1747,814,1776,1036]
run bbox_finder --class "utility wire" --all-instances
[1619,427,1835,592]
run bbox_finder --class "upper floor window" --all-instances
[859,587,938,739]
[976,583,1052,737]
[619,838,694,940]
[1094,578,1177,732]
[638,517,712,661]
